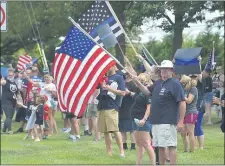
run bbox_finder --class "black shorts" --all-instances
[15,107,27,122]
[65,113,82,119]
[35,119,43,125]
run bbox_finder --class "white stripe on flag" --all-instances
[68,50,107,112]
[53,53,62,79]
[115,30,123,38]
[64,45,99,107]
[110,22,120,31]
[60,60,78,107]
[74,58,114,115]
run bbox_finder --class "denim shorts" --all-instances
[203,92,213,104]
[132,120,151,132]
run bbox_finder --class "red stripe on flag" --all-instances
[66,47,103,112]
[61,60,82,110]
[56,55,75,111]
[78,60,116,117]
[54,54,67,110]
[71,54,116,116]
[52,53,60,77]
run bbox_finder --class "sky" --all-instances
[138,10,224,43]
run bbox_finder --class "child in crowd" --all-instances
[43,96,50,139]
[23,92,37,140]
[33,95,45,142]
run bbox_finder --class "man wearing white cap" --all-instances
[132,60,186,165]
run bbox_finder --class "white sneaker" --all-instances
[120,154,125,158]
[76,135,81,140]
[31,136,34,139]
[64,128,71,133]
[68,135,76,142]
[34,138,40,142]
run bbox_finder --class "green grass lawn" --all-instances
[1,110,224,165]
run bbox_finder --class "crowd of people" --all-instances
[0,55,224,165]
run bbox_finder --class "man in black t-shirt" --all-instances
[1,68,18,134]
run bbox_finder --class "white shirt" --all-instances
[40,82,56,101]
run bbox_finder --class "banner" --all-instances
[174,48,202,74]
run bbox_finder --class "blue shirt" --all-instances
[149,78,185,125]
[22,79,28,88]
[97,74,125,111]
[30,76,44,90]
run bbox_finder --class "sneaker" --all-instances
[68,135,76,142]
[8,131,13,135]
[76,135,81,140]
[120,154,125,158]
[42,135,48,140]
[31,136,35,139]
[84,130,89,136]
[64,128,71,133]
[34,138,40,142]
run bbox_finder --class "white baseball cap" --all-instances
[157,60,174,68]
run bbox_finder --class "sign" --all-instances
[174,48,202,74]
[1,2,7,32]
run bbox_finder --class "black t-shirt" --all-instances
[97,74,125,111]
[203,77,212,93]
[1,79,18,107]
[130,92,151,120]
[36,104,44,121]
[196,81,204,110]
[149,78,185,125]
[119,81,139,120]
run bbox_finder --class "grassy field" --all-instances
[1,110,224,165]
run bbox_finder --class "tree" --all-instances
[207,1,224,30]
[126,1,211,59]
[143,30,224,69]
[1,1,92,64]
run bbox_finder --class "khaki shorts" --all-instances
[86,104,98,118]
[98,109,119,133]
[152,124,177,147]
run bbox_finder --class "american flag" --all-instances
[205,47,216,70]
[77,1,123,48]
[53,26,116,116]
[17,54,32,71]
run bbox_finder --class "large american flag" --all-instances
[17,54,32,71]
[77,1,123,47]
[53,26,116,116]
[205,47,216,70]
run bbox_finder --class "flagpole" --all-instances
[105,1,138,56]
[212,40,216,69]
[68,17,128,73]
[36,43,46,68]
[140,43,158,65]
